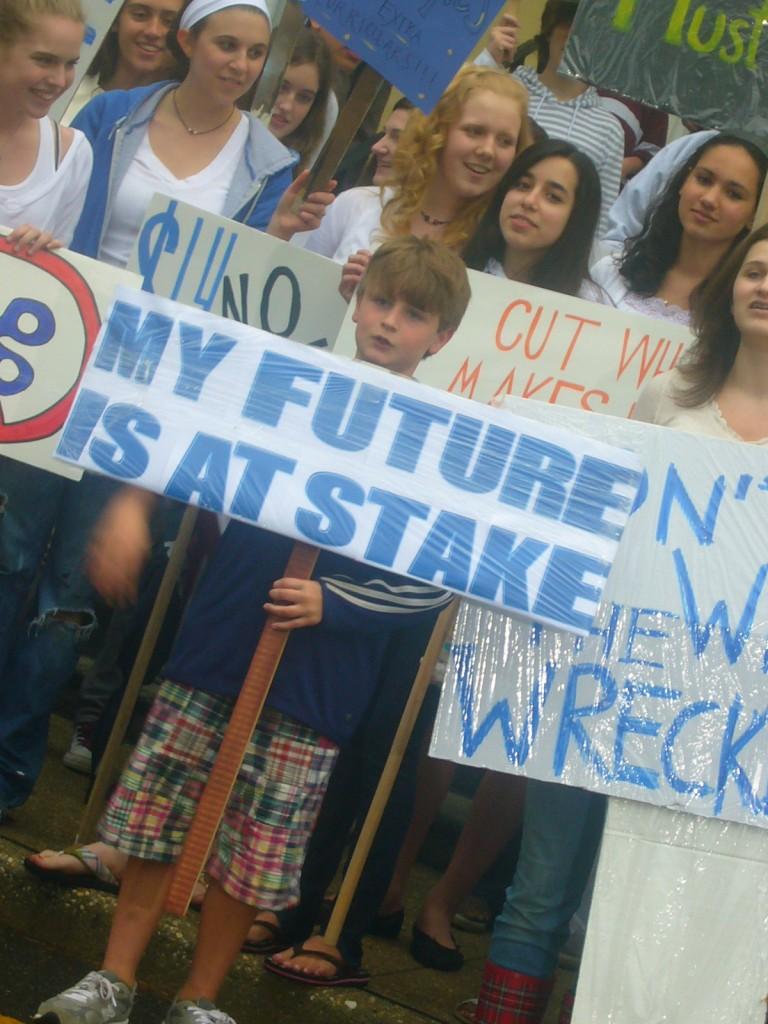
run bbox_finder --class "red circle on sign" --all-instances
[0,239,101,443]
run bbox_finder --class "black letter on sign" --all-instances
[260,266,301,337]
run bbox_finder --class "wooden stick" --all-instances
[322,598,459,947]
[295,65,387,204]
[164,540,319,916]
[250,0,305,116]
[77,505,199,844]
[754,175,768,229]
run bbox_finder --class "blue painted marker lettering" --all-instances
[554,662,617,778]
[715,693,768,816]
[296,472,365,546]
[674,548,768,664]
[613,681,681,790]
[656,464,726,545]
[311,374,387,451]
[619,608,677,669]
[661,700,719,798]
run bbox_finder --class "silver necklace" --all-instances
[171,89,235,136]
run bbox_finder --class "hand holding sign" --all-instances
[268,170,337,241]
[489,13,520,64]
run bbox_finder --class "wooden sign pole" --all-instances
[754,175,768,230]
[77,505,199,843]
[164,541,319,915]
[250,0,306,116]
[322,600,459,948]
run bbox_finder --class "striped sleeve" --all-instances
[319,573,452,632]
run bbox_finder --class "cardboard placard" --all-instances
[301,0,507,111]
[432,398,768,829]
[0,237,138,478]
[55,287,643,635]
[563,0,768,137]
[128,196,348,349]
[333,269,693,417]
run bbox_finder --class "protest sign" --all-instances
[51,0,120,122]
[563,0,768,136]
[431,397,768,829]
[128,196,348,349]
[0,237,138,479]
[333,269,693,416]
[55,287,643,635]
[301,0,507,111]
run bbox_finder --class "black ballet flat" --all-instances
[410,923,464,971]
[369,907,405,939]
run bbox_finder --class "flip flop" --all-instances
[263,944,371,988]
[241,918,288,956]
[23,847,120,895]
[454,998,478,1024]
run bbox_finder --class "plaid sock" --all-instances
[558,989,575,1024]
[474,961,554,1024]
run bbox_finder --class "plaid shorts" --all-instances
[100,679,338,908]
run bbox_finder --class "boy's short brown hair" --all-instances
[358,237,471,332]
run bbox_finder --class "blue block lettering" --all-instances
[365,488,430,565]
[499,435,576,518]
[409,511,476,590]
[439,416,516,494]
[241,351,322,425]
[312,374,387,451]
[93,301,173,384]
[230,443,296,522]
[57,389,109,461]
[563,456,641,539]
[89,403,160,479]
[386,394,451,472]
[165,432,230,510]
[174,323,236,400]
[468,527,547,613]
[296,472,364,546]
[533,547,609,633]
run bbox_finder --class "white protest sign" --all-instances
[334,269,692,416]
[51,0,120,122]
[128,196,347,349]
[55,288,643,635]
[431,397,768,828]
[0,237,139,479]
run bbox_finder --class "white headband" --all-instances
[179,0,272,31]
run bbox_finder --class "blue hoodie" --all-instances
[70,81,296,259]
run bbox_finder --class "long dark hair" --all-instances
[676,222,768,407]
[278,28,333,171]
[463,139,601,297]
[510,0,579,73]
[619,133,768,297]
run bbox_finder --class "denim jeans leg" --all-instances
[0,458,64,674]
[488,779,606,978]
[0,473,117,808]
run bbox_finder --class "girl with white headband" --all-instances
[68,0,333,269]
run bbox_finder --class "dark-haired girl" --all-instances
[592,133,768,326]
[465,137,601,298]
[63,0,182,123]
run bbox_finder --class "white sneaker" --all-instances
[63,727,93,774]
[35,970,135,1024]
[164,1000,236,1024]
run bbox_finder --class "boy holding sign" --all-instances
[34,237,470,1024]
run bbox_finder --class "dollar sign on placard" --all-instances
[137,200,181,292]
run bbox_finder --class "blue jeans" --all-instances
[0,458,115,809]
[489,779,606,978]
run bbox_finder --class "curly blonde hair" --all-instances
[379,66,532,252]
[0,0,84,46]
